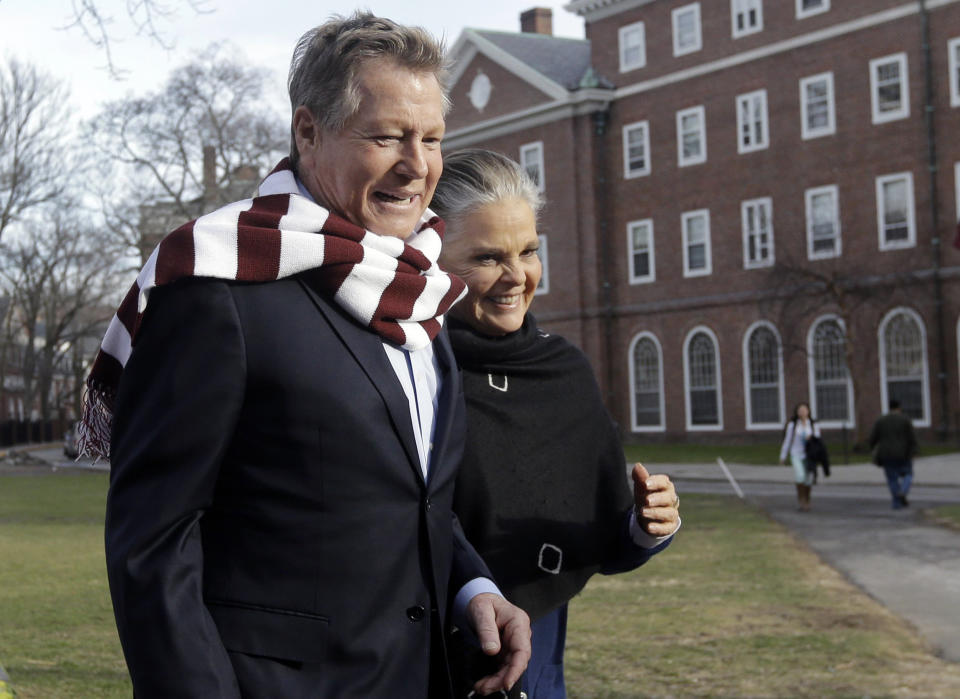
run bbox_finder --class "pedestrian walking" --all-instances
[779,402,820,511]
[869,399,918,509]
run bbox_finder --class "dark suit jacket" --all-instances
[105,273,490,698]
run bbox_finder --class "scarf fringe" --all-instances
[78,382,115,461]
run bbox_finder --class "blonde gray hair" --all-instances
[287,11,449,166]
[429,149,544,234]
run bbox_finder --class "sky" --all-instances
[1,1,586,118]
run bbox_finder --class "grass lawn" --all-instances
[3,471,960,697]
[0,471,129,698]
[623,441,960,466]
[923,504,960,532]
[566,495,960,698]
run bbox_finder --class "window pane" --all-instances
[687,215,705,243]
[813,320,850,421]
[633,338,661,426]
[884,313,924,419]
[681,112,702,159]
[688,332,719,426]
[688,244,706,269]
[806,80,829,129]
[877,62,902,113]
[748,326,781,424]
[633,251,650,277]
[888,380,923,420]
[691,389,719,425]
[883,179,909,241]
[628,128,646,170]
[751,387,780,424]
[816,384,849,421]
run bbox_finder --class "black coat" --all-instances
[105,274,489,698]
[804,434,831,477]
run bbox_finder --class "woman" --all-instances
[779,402,821,511]
[431,149,680,698]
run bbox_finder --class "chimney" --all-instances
[202,145,217,206]
[520,7,553,35]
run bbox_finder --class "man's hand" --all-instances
[632,462,680,537]
[465,592,531,696]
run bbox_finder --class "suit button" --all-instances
[424,498,432,512]
[406,605,426,622]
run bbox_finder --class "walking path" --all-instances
[658,453,960,663]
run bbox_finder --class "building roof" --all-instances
[469,29,609,90]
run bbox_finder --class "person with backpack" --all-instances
[779,402,821,511]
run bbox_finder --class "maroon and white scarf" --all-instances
[80,158,465,459]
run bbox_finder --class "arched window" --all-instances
[629,333,665,432]
[684,327,722,430]
[743,322,784,428]
[879,308,930,425]
[808,316,854,426]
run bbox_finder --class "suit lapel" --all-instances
[296,276,424,485]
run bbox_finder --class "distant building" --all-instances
[138,145,260,261]
[445,1,960,442]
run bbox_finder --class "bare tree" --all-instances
[0,59,71,243]
[762,251,918,444]
[85,43,287,263]
[0,211,121,422]
[61,0,215,79]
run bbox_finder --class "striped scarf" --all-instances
[80,158,465,459]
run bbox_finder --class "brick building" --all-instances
[444,1,960,443]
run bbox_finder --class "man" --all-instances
[869,399,919,510]
[91,13,530,697]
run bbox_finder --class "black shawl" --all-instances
[449,314,633,621]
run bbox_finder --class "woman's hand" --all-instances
[631,462,680,537]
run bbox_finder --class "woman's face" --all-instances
[439,196,542,337]
[797,403,810,420]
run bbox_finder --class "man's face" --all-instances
[294,57,446,239]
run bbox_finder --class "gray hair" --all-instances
[287,11,450,166]
[430,149,544,234]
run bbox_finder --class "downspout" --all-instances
[592,108,616,407]
[919,0,950,439]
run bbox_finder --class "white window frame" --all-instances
[534,234,549,296]
[741,197,775,269]
[878,307,931,427]
[870,53,910,124]
[731,0,763,39]
[736,89,769,153]
[676,105,707,167]
[742,320,785,430]
[627,219,655,284]
[682,209,712,277]
[629,332,666,433]
[949,37,960,107]
[622,120,651,178]
[876,172,916,251]
[807,314,855,429]
[799,72,836,140]
[683,325,724,431]
[672,3,702,57]
[519,141,545,193]
[796,0,829,19]
[805,184,841,260]
[619,21,647,73]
